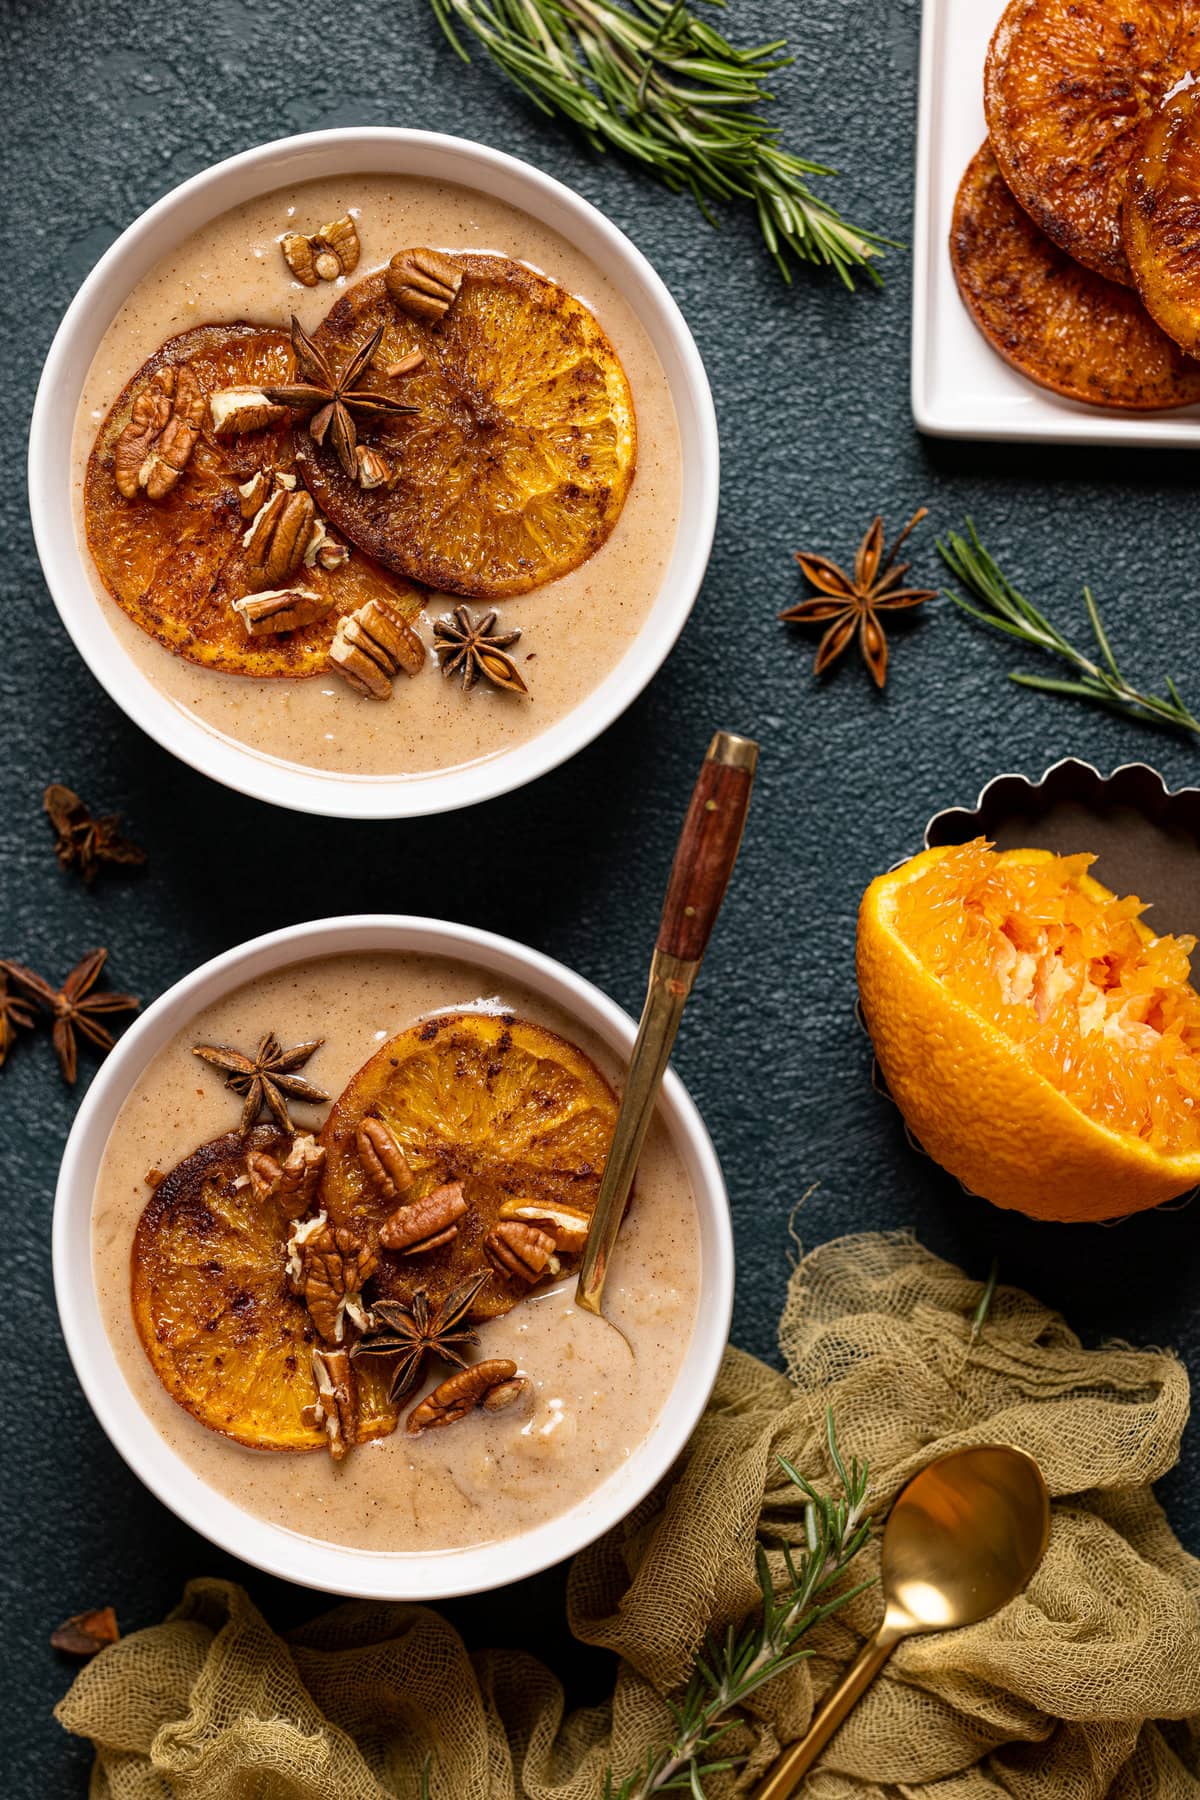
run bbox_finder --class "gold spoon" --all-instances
[576,729,759,1316]
[753,1443,1051,1800]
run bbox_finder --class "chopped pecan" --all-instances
[257,1149,327,1215]
[485,1219,559,1284]
[232,586,331,636]
[381,350,425,378]
[282,232,319,286]
[114,365,205,500]
[385,247,465,322]
[315,538,349,571]
[310,1345,357,1460]
[406,1358,519,1433]
[282,215,360,286]
[318,215,360,275]
[327,597,426,699]
[302,1220,378,1343]
[238,469,272,519]
[497,1199,590,1255]
[243,486,316,584]
[301,515,349,572]
[482,1376,528,1413]
[209,386,290,437]
[285,1207,328,1291]
[380,1181,468,1255]
[356,1116,413,1203]
[51,1607,120,1657]
[355,444,392,489]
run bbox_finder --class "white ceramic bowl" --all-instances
[28,128,719,819]
[53,915,732,1600]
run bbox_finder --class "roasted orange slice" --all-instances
[85,322,422,676]
[858,840,1200,1222]
[132,1127,395,1449]
[319,1012,618,1318]
[951,144,1200,410]
[1125,81,1200,355]
[984,0,1200,284]
[299,256,637,598]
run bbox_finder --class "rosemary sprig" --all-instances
[604,1410,872,1799]
[940,523,1200,738]
[428,0,887,288]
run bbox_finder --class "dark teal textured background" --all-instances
[5,0,1200,1788]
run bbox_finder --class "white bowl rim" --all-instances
[28,126,719,821]
[53,914,733,1600]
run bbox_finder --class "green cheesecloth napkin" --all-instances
[57,1231,1200,1798]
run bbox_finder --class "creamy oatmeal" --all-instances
[71,174,683,781]
[92,953,701,1554]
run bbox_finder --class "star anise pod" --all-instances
[2,950,139,1084]
[192,1030,329,1132]
[780,506,936,689]
[43,784,145,885]
[264,316,416,480]
[433,606,528,695]
[0,970,36,1068]
[352,1268,491,1404]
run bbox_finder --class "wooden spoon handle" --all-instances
[656,732,758,962]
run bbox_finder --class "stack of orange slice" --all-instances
[950,0,1200,410]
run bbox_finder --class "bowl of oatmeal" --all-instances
[29,128,718,818]
[54,914,732,1599]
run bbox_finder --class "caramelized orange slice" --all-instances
[319,1012,618,1319]
[951,144,1200,410]
[984,0,1200,284]
[858,841,1200,1222]
[299,256,637,598]
[85,323,422,676]
[132,1127,395,1449]
[1125,81,1200,355]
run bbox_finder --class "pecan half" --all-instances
[309,1345,357,1460]
[497,1199,590,1255]
[243,486,316,585]
[380,1180,468,1255]
[327,597,426,699]
[302,1221,378,1343]
[406,1358,519,1433]
[356,1116,413,1203]
[485,1219,559,1284]
[232,586,331,636]
[114,365,205,500]
[385,247,465,322]
[282,215,361,286]
[209,386,290,436]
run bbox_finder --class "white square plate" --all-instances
[911,0,1200,445]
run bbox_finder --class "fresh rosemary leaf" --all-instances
[428,0,887,288]
[940,523,1200,738]
[603,1408,872,1799]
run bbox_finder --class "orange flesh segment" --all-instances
[890,840,1200,1157]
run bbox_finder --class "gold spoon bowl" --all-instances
[754,1443,1051,1798]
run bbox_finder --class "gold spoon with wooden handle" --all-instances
[752,1443,1051,1800]
[576,729,759,1316]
